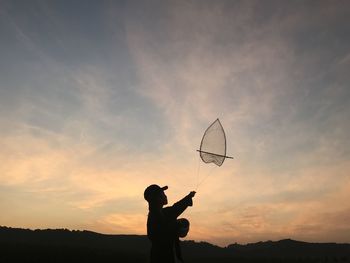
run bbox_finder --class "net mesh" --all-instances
[199,119,227,166]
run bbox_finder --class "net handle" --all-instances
[196,150,233,159]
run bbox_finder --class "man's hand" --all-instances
[188,191,196,198]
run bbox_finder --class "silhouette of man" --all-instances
[144,184,196,263]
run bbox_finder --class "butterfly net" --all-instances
[199,119,227,166]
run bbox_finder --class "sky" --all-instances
[0,0,350,246]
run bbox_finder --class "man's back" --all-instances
[147,208,177,262]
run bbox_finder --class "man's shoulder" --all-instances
[162,206,177,218]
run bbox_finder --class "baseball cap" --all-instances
[144,184,168,202]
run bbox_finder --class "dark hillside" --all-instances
[1,226,349,262]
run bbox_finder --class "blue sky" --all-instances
[1,0,350,246]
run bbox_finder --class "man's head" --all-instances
[144,184,168,206]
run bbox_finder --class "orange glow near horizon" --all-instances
[1,131,350,246]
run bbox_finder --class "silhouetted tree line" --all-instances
[0,226,349,262]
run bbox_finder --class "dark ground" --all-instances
[1,226,349,262]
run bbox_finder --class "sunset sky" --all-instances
[1,0,350,246]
